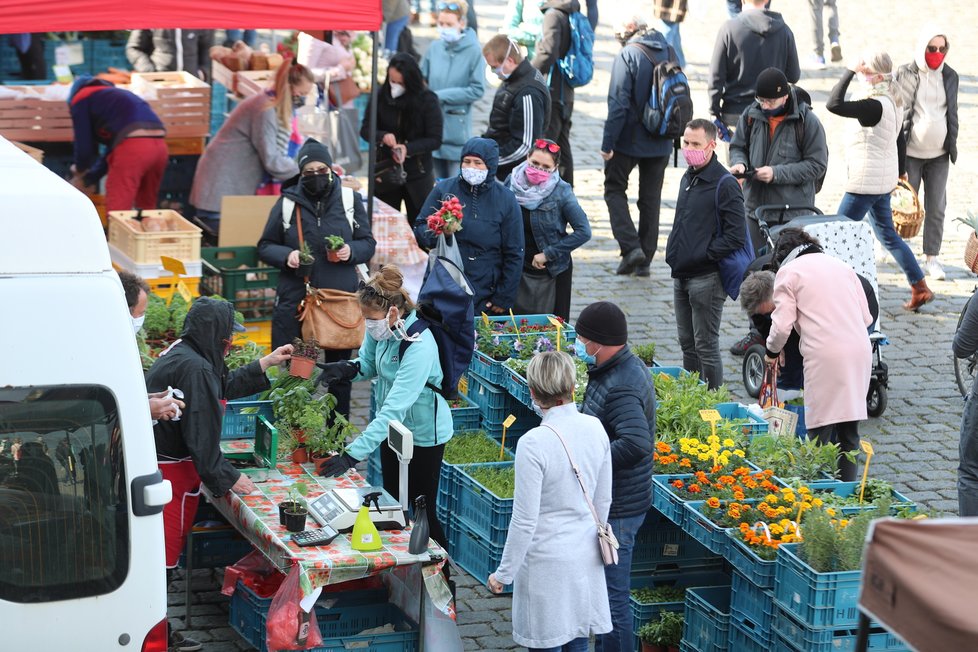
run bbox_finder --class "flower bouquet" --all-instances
[426,195,464,236]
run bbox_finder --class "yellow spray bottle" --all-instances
[351,491,383,552]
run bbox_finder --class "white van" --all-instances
[0,136,172,650]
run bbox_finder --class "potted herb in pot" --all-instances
[325,235,345,263]
[271,383,318,445]
[297,242,315,277]
[637,611,684,652]
[307,395,357,474]
[280,481,309,531]
[289,338,319,379]
[632,342,656,367]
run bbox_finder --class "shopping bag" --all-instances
[759,362,797,437]
[714,174,755,300]
[431,233,465,273]
[266,564,325,650]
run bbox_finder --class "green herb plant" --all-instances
[286,481,309,509]
[444,431,513,464]
[299,242,315,265]
[653,371,731,444]
[630,585,685,605]
[632,342,656,366]
[799,499,890,572]
[305,393,356,457]
[474,321,513,360]
[637,611,684,647]
[748,435,841,482]
[464,464,516,498]
[325,235,345,251]
[226,340,267,371]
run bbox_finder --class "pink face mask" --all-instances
[525,166,553,185]
[682,147,710,168]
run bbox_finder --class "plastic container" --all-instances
[683,586,732,652]
[729,620,770,652]
[683,501,737,557]
[200,246,280,322]
[455,462,514,546]
[221,399,274,440]
[233,319,272,351]
[484,411,540,447]
[473,313,577,346]
[730,569,775,642]
[651,366,707,386]
[632,517,718,574]
[726,535,777,589]
[808,481,916,515]
[503,363,533,408]
[449,393,481,433]
[774,543,861,628]
[451,518,512,595]
[630,565,731,641]
[468,350,509,386]
[771,604,909,652]
[178,525,252,569]
[108,209,202,265]
[651,474,693,528]
[439,432,513,517]
[466,372,535,429]
[714,401,769,439]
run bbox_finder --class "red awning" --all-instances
[0,0,382,33]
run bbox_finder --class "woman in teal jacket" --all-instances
[420,0,486,180]
[317,265,452,548]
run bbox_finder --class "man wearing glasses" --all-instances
[893,30,959,282]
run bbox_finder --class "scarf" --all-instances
[509,161,560,210]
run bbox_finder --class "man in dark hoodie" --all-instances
[709,0,800,129]
[145,297,292,651]
[482,34,552,180]
[532,0,580,185]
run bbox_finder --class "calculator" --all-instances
[291,525,340,547]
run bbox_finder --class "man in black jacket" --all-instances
[482,34,552,180]
[576,301,655,652]
[532,0,579,185]
[126,29,213,81]
[666,119,747,390]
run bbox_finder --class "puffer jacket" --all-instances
[126,29,212,80]
[506,175,591,277]
[728,89,828,213]
[346,311,453,460]
[413,138,525,310]
[581,346,656,518]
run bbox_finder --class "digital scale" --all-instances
[307,421,415,533]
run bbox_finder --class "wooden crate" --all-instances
[0,87,74,142]
[130,72,211,138]
[108,209,202,265]
[210,60,236,89]
[166,137,206,156]
[234,70,275,98]
[11,140,44,162]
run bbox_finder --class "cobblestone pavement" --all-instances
[177,2,978,649]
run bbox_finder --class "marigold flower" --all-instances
[671,479,685,489]
[688,484,702,493]
[679,458,692,468]
[656,441,672,454]
[706,497,721,508]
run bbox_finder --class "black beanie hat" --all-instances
[575,301,628,346]
[297,138,333,169]
[755,67,789,99]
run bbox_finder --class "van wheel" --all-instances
[742,344,766,398]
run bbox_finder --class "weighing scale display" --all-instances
[308,486,406,532]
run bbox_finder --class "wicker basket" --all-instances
[892,179,924,239]
[965,232,978,274]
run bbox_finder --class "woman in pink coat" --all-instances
[764,228,873,480]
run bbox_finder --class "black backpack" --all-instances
[632,41,694,140]
[742,92,826,193]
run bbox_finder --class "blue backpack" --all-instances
[556,11,594,88]
[633,42,693,139]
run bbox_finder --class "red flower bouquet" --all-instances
[427,195,464,236]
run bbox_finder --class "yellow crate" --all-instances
[147,275,201,297]
[108,209,202,265]
[234,319,272,350]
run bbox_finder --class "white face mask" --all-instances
[366,317,394,341]
[390,82,406,99]
[132,314,145,334]
[531,401,546,418]
[461,167,489,186]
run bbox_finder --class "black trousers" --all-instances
[809,421,859,481]
[14,34,45,80]
[553,258,573,321]
[320,349,353,419]
[380,440,448,550]
[546,100,574,187]
[376,174,435,227]
[604,153,669,261]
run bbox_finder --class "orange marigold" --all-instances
[688,483,702,493]
[706,497,721,508]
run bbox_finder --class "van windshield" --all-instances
[0,385,128,603]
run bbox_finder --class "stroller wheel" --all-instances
[867,381,887,417]
[742,344,766,399]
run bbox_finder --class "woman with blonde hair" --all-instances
[315,264,452,549]
[828,51,934,312]
[190,60,315,235]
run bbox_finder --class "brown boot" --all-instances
[903,279,934,311]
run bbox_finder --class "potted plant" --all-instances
[280,481,309,531]
[632,342,656,367]
[637,611,684,652]
[956,211,978,273]
[289,338,319,379]
[297,242,315,277]
[325,235,345,263]
[307,396,357,474]
[271,383,317,444]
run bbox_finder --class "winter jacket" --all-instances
[580,346,656,518]
[893,28,959,163]
[257,173,376,348]
[190,93,299,214]
[483,59,552,178]
[504,0,545,59]
[533,0,579,118]
[146,298,270,496]
[728,90,828,213]
[709,9,800,117]
[665,154,748,279]
[507,176,591,277]
[346,311,452,460]
[420,28,485,163]
[126,29,213,81]
[67,78,165,185]
[413,138,525,309]
[601,30,675,158]
[360,83,443,182]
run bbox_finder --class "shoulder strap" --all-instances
[397,320,429,360]
[294,204,310,283]
[541,423,603,528]
[282,197,296,231]
[339,185,370,281]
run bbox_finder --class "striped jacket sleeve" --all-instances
[498,88,546,166]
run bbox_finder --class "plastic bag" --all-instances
[266,565,324,650]
[385,564,463,651]
[221,550,283,599]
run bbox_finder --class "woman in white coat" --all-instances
[488,351,612,651]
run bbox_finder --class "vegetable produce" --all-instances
[463,464,516,498]
[630,585,685,605]
[444,431,512,464]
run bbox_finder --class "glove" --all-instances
[316,360,360,387]
[318,452,358,477]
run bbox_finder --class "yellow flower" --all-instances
[733,449,746,457]
[722,438,735,448]
[812,497,823,507]
[707,434,720,445]
[826,508,836,517]
[766,494,779,504]
[698,453,710,461]
[769,523,784,535]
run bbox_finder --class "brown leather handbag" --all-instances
[292,205,365,350]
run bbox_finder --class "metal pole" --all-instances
[366,31,380,220]
[855,611,871,652]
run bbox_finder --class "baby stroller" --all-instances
[741,205,890,418]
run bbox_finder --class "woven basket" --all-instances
[892,179,924,239]
[965,232,978,274]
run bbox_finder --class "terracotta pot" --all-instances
[290,355,316,379]
[312,452,336,475]
[640,644,666,652]
[668,646,680,652]
[283,508,307,532]
[293,429,306,445]
[326,249,342,263]
[291,446,309,464]
[278,501,300,526]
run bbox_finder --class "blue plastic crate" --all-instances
[683,586,732,652]
[715,401,769,439]
[353,94,370,151]
[44,38,89,76]
[502,363,533,407]
[451,517,512,594]
[774,543,861,629]
[726,534,777,589]
[729,620,770,652]
[474,314,577,345]
[178,526,253,569]
[630,565,731,646]
[652,474,693,528]
[468,349,509,386]
[730,569,775,641]
[683,501,735,557]
[229,581,418,652]
[465,372,520,426]
[456,462,513,546]
[809,481,916,515]
[484,410,539,447]
[785,402,807,437]
[221,399,274,440]
[771,604,909,652]
[632,515,718,573]
[449,393,481,433]
[87,39,129,73]
[651,366,707,386]
[440,432,513,517]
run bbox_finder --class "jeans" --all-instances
[595,512,647,652]
[529,639,589,652]
[225,29,257,47]
[959,393,978,515]
[432,157,459,181]
[808,0,840,57]
[674,272,727,389]
[838,192,924,285]
[604,153,669,261]
[906,153,951,256]
[809,421,859,481]
[194,208,221,238]
[656,19,685,68]
[385,16,410,52]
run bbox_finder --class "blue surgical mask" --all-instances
[494,66,511,81]
[461,167,488,186]
[574,340,596,365]
[439,26,463,43]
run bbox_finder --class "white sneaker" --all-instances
[927,259,945,281]
[807,54,827,70]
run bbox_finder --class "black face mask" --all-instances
[301,173,331,198]
[761,102,788,118]
[293,95,306,108]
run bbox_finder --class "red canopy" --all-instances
[0,0,382,33]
